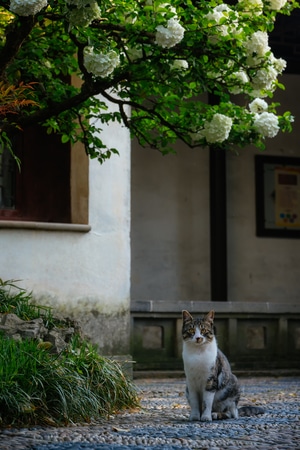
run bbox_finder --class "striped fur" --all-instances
[182,310,264,421]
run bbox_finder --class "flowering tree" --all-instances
[0,0,298,162]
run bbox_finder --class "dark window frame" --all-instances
[0,126,72,223]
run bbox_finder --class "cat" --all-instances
[182,309,264,421]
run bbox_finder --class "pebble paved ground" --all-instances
[0,377,299,450]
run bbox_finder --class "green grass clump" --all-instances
[0,280,139,427]
[0,279,55,327]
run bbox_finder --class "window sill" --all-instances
[0,220,91,232]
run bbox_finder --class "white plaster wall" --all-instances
[227,74,300,302]
[0,103,131,354]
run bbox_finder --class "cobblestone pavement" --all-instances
[0,377,299,450]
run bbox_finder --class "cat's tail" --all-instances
[238,406,265,417]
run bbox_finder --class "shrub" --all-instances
[0,280,139,427]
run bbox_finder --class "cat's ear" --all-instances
[182,310,193,321]
[205,310,215,324]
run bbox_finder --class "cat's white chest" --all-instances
[182,340,217,386]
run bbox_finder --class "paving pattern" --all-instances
[0,377,299,449]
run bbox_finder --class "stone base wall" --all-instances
[131,301,300,371]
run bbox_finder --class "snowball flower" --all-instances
[171,59,189,70]
[126,47,143,61]
[248,53,286,97]
[270,54,287,73]
[244,31,270,66]
[229,70,249,94]
[9,0,47,16]
[158,3,178,17]
[238,0,263,15]
[249,98,268,113]
[215,4,232,12]
[155,18,185,48]
[266,0,287,9]
[205,8,223,23]
[205,5,236,43]
[251,65,278,91]
[234,70,249,84]
[253,112,279,138]
[67,0,101,27]
[84,48,120,78]
[203,113,233,143]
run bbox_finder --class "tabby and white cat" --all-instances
[182,310,264,421]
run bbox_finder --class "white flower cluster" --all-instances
[84,48,120,78]
[251,60,286,97]
[170,59,189,70]
[230,30,287,97]
[266,0,287,10]
[66,0,101,27]
[249,98,279,138]
[244,31,270,65]
[238,0,263,15]
[228,70,249,94]
[238,0,287,12]
[248,98,268,114]
[205,4,239,43]
[155,18,185,48]
[126,47,143,61]
[251,66,277,91]
[203,3,287,98]
[157,2,177,16]
[253,112,279,137]
[205,0,288,49]
[271,54,287,73]
[9,0,47,16]
[203,113,233,144]
[206,3,231,22]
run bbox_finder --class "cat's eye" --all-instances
[200,326,209,335]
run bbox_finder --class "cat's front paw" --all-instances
[201,413,212,422]
[189,412,200,421]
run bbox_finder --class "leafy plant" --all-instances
[0,0,298,162]
[0,336,138,426]
[0,81,39,117]
[0,279,54,326]
[0,280,139,427]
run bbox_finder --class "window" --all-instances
[0,145,16,210]
[0,125,89,226]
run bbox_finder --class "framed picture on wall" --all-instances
[255,155,300,238]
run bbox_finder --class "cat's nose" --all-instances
[196,337,203,343]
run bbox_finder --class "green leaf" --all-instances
[61,134,70,144]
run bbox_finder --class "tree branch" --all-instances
[99,90,194,147]
[1,69,132,132]
[15,86,99,129]
[90,19,153,38]
[0,15,38,78]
